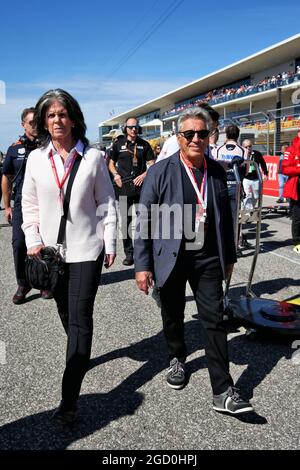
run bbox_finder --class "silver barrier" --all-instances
[224,160,263,299]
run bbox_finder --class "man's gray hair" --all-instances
[177,107,213,132]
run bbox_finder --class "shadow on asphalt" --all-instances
[229,277,300,299]
[99,268,135,285]
[0,317,292,449]
[186,277,300,302]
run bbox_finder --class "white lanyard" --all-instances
[180,155,208,214]
[181,155,208,250]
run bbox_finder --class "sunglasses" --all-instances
[178,129,210,140]
[126,125,138,130]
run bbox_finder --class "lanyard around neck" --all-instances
[49,148,78,193]
[180,153,207,209]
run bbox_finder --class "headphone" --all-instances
[122,118,142,135]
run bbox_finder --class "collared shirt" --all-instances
[48,140,85,180]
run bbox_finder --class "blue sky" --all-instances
[0,0,300,150]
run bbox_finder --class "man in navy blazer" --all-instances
[134,107,253,415]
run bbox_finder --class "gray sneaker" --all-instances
[213,386,253,414]
[166,358,186,389]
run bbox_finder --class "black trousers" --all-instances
[120,195,139,257]
[12,205,29,288]
[53,250,104,406]
[291,199,300,244]
[159,251,233,395]
[228,183,240,245]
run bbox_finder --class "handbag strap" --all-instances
[56,147,84,247]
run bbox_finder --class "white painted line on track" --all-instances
[260,246,300,266]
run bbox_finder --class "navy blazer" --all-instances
[134,152,237,288]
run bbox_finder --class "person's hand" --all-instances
[133,173,146,187]
[263,174,268,181]
[114,174,122,188]
[4,207,12,224]
[135,271,154,295]
[225,263,234,281]
[104,253,116,268]
[27,244,44,260]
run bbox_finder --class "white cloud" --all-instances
[0,76,184,150]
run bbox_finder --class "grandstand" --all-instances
[99,33,300,154]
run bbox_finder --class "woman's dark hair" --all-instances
[34,89,89,148]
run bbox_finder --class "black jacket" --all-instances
[2,135,37,205]
[134,152,237,287]
[244,149,268,180]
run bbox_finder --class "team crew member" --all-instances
[215,125,247,245]
[108,117,155,266]
[242,139,268,209]
[1,108,52,304]
[282,129,300,253]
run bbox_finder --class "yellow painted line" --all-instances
[287,298,300,305]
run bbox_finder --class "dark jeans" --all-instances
[12,205,29,288]
[53,250,104,406]
[159,251,233,395]
[291,200,300,244]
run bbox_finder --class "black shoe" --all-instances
[51,400,77,424]
[213,386,253,415]
[166,358,186,390]
[12,286,31,305]
[236,247,243,258]
[40,290,53,300]
[240,234,252,248]
[122,255,134,266]
[241,239,252,248]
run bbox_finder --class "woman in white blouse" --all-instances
[22,89,117,423]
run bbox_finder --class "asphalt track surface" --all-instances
[0,196,299,452]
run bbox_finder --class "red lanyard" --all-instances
[49,149,78,197]
[180,153,207,208]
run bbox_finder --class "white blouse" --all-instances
[22,140,117,262]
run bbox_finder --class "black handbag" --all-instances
[25,154,82,291]
[25,246,65,291]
